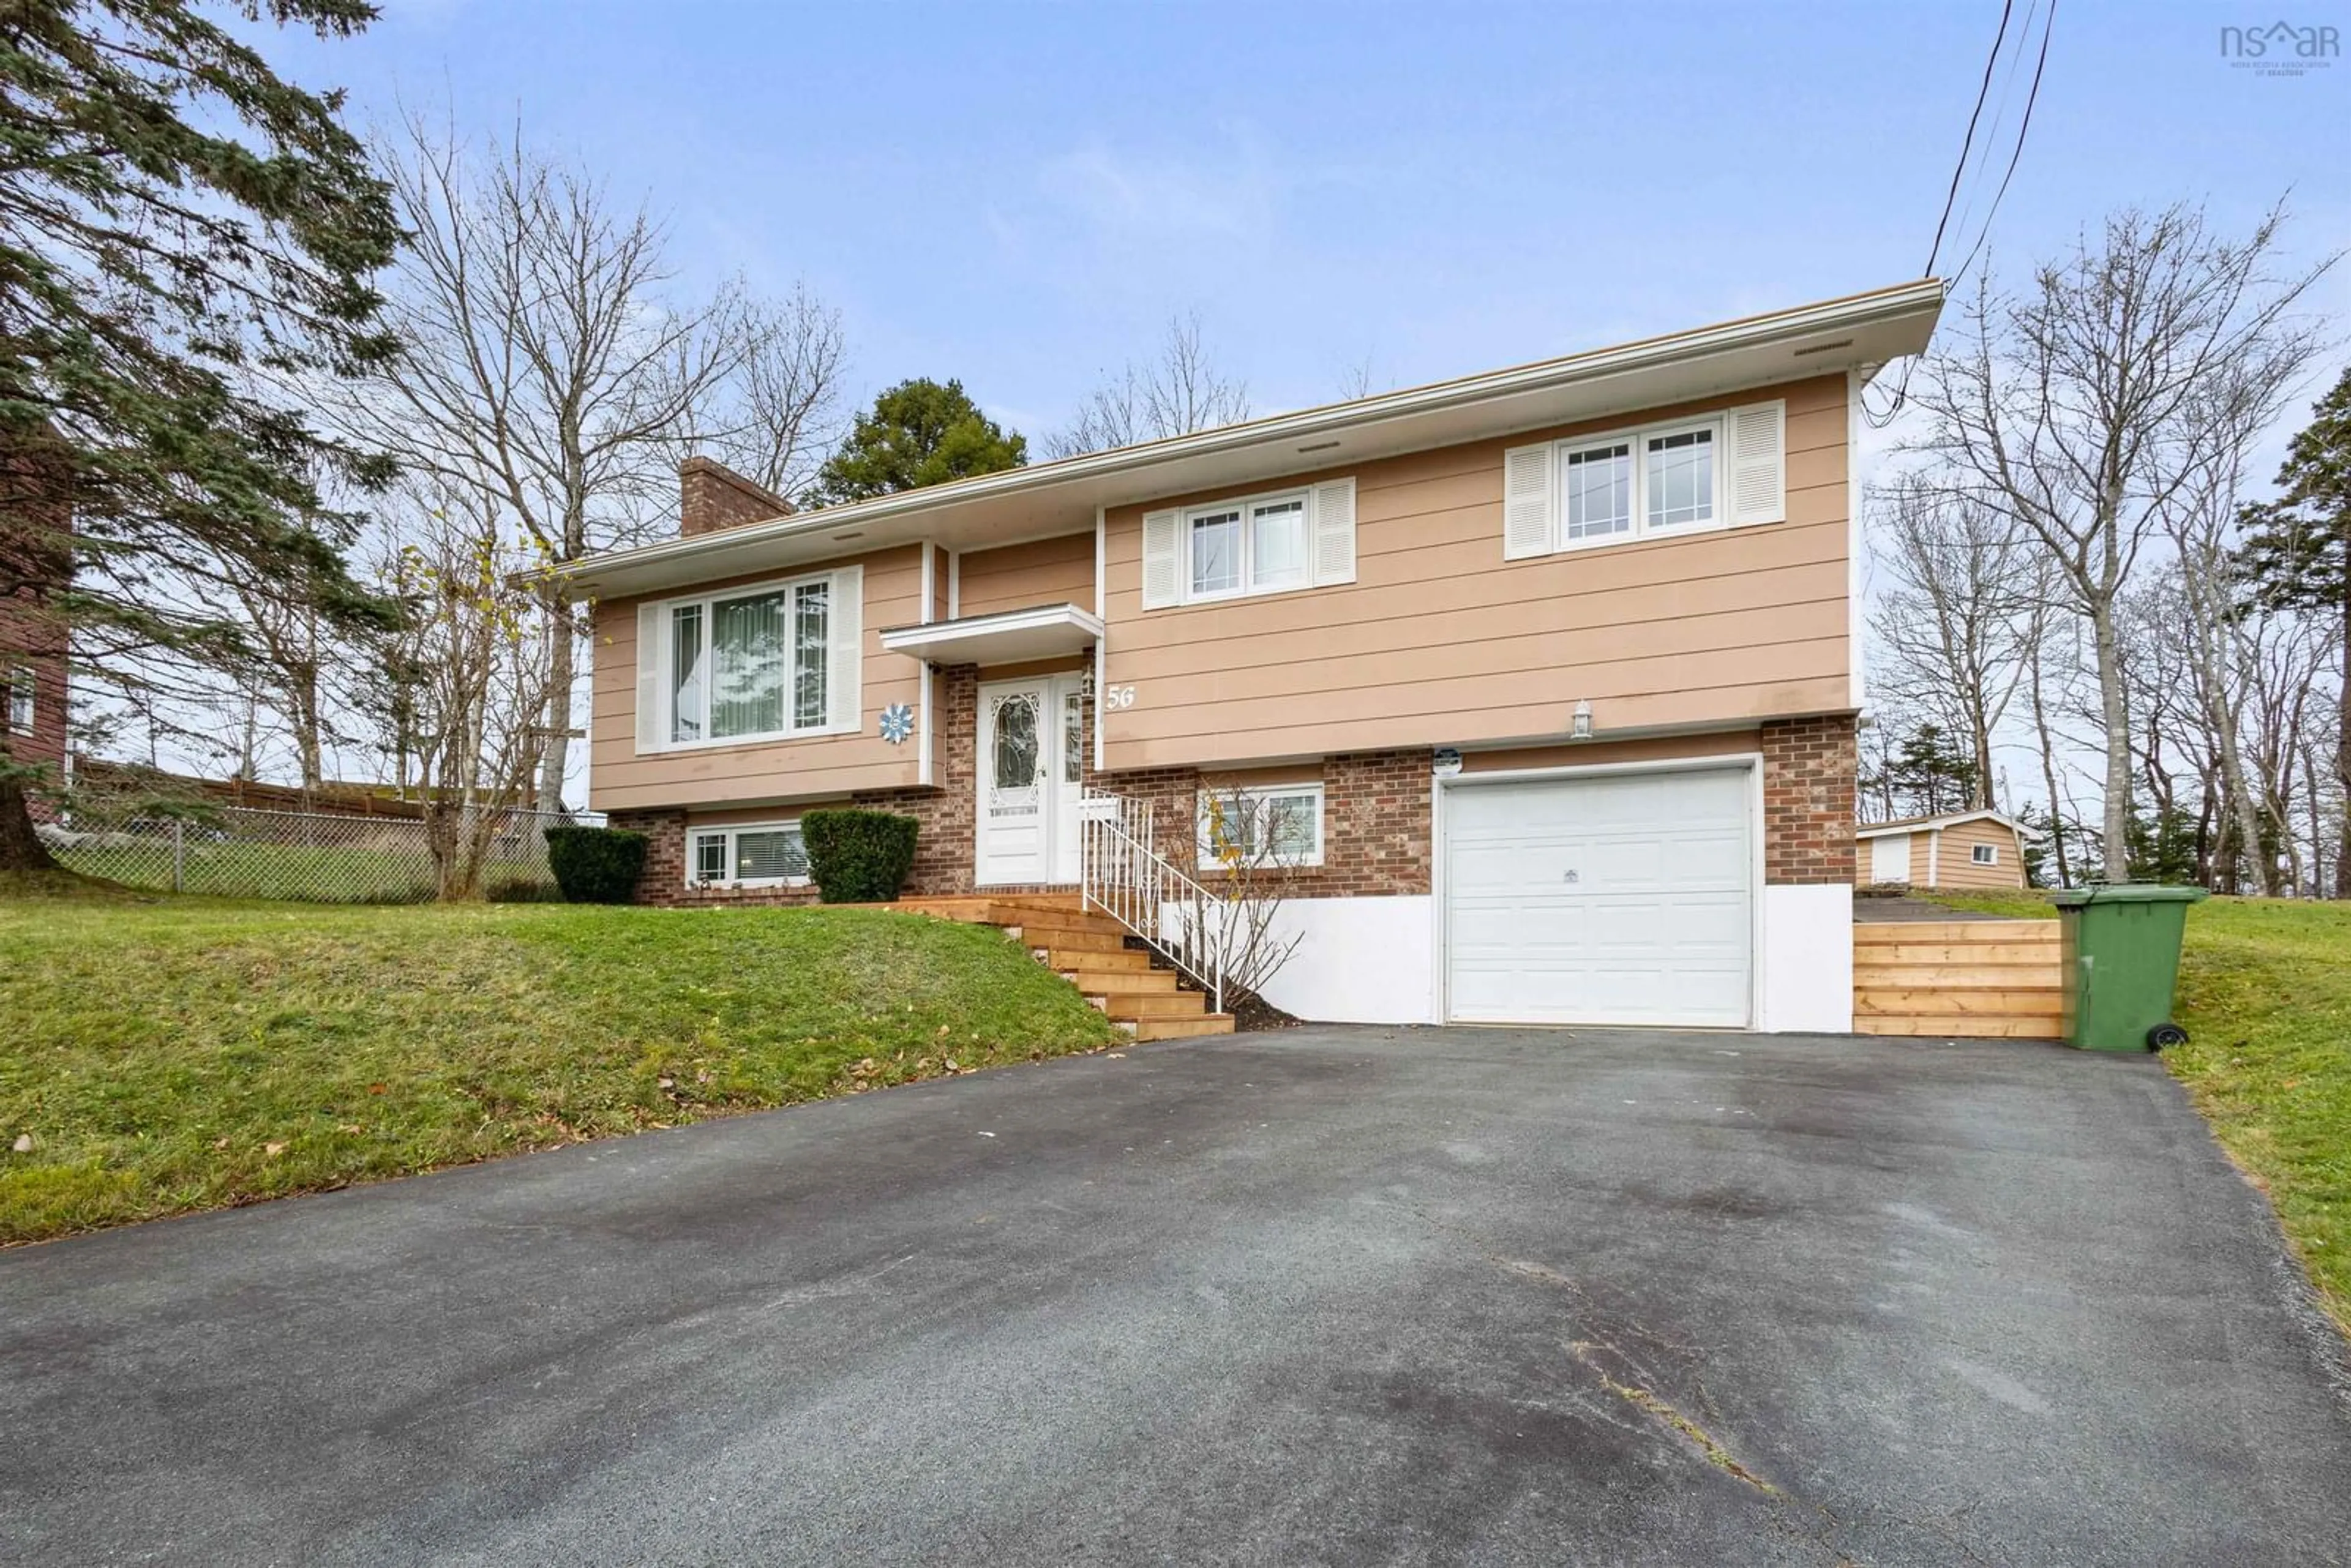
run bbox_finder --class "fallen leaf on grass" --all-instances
[264,1142,287,1157]
[10,1134,30,1153]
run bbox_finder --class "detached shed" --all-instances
[1856,810,2030,890]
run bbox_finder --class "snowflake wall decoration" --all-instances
[878,702,915,745]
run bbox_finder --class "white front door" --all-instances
[1444,766,1753,1027]
[977,675,1085,885]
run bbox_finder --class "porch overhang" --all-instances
[878,602,1104,666]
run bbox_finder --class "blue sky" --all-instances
[267,0,2349,442]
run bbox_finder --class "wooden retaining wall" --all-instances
[1853,920,2066,1039]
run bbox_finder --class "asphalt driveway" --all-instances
[4,1026,2347,1566]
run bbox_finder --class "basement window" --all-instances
[688,822,809,888]
[1196,782,1324,868]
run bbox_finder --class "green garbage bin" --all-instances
[2050,884,2208,1052]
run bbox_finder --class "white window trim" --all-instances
[654,569,855,751]
[4,664,31,733]
[1971,842,1999,866]
[1550,414,1727,555]
[1181,486,1314,605]
[686,819,811,890]
[1195,781,1325,869]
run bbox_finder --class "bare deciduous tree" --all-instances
[2157,364,2323,894]
[1193,781,1307,1005]
[349,115,752,811]
[374,479,562,899]
[678,282,849,502]
[1046,311,1250,459]
[1911,203,2334,879]
[1867,476,2042,809]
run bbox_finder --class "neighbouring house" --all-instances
[555,281,1945,1032]
[1855,809,2031,890]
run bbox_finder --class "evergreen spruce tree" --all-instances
[814,378,1025,504]
[0,0,400,869]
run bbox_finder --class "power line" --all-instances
[1925,0,2014,279]
[1869,0,2058,429]
[1951,0,2055,283]
[1942,0,2040,276]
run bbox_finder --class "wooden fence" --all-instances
[1853,920,2066,1040]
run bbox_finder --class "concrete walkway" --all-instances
[4,1027,2345,1565]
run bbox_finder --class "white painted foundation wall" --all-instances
[1755,883,1854,1032]
[1207,886,1850,1033]
[1238,895,1439,1026]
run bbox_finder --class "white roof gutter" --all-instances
[556,278,1944,597]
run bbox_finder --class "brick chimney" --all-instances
[678,457,794,538]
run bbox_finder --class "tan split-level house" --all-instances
[555,280,1946,1032]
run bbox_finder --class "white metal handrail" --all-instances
[1078,787,1229,1016]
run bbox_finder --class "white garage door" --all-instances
[1445,767,1752,1027]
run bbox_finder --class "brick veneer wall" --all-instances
[610,682,1846,905]
[610,665,1439,904]
[1093,748,1434,898]
[1761,715,1857,884]
[850,664,977,896]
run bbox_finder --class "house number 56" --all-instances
[1102,685,1138,710]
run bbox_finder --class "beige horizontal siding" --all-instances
[1935,819,2025,888]
[1461,729,1763,774]
[1100,373,1852,771]
[957,531,1094,620]
[588,544,924,813]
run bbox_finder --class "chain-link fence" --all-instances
[38,804,603,904]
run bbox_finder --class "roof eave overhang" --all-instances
[561,279,1946,601]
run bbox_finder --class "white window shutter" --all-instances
[1502,443,1553,559]
[634,602,664,754]
[1310,478,1356,586]
[828,566,863,733]
[1729,401,1787,525]
[1141,509,1181,608]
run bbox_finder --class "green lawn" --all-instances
[1927,888,2350,1328]
[0,891,1120,1245]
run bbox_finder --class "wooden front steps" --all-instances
[1854,920,2066,1040]
[891,893,1234,1040]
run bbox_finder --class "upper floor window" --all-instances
[1504,400,1785,561]
[1142,479,1356,610]
[1187,490,1313,600]
[5,666,30,734]
[634,566,862,754]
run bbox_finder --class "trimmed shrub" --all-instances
[544,825,648,904]
[801,809,920,903]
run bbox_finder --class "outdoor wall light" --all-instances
[1570,699,1594,740]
